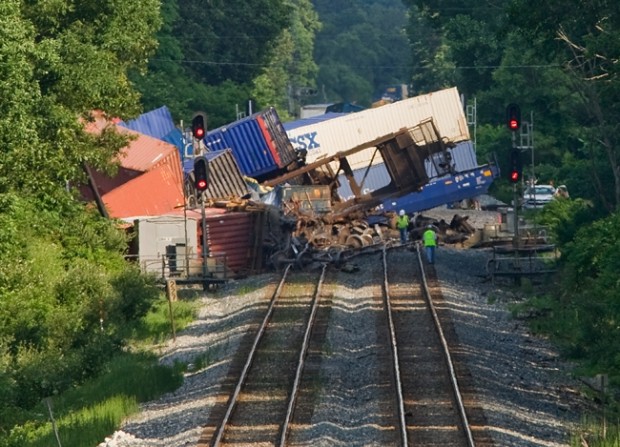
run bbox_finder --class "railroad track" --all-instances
[198,264,327,446]
[384,245,476,446]
[197,245,491,446]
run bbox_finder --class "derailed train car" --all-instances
[285,87,470,172]
[283,88,499,214]
[264,118,459,218]
[202,107,301,180]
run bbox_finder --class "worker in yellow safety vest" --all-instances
[422,225,438,264]
[396,209,410,244]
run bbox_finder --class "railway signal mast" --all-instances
[193,156,210,279]
[507,103,521,248]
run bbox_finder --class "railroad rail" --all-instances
[199,264,327,446]
[384,244,476,446]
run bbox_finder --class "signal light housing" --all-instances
[193,156,209,193]
[509,149,522,184]
[191,112,207,141]
[506,103,521,131]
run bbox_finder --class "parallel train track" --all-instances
[197,244,491,446]
[384,246,474,445]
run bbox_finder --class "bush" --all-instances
[1,352,183,447]
[526,210,620,387]
[537,197,599,249]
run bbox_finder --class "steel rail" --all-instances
[210,264,293,447]
[414,244,476,447]
[278,264,327,447]
[382,246,409,447]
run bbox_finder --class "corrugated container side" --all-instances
[103,161,185,218]
[204,108,297,178]
[337,164,393,201]
[285,87,469,171]
[205,212,254,274]
[204,120,273,176]
[203,150,250,200]
[425,140,478,177]
[118,106,177,140]
[260,107,298,167]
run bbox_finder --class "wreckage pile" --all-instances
[411,212,477,245]
[278,201,480,270]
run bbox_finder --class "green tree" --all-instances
[134,0,319,126]
[0,0,163,427]
[405,4,455,94]
[0,0,161,200]
[251,0,321,118]
[313,0,410,104]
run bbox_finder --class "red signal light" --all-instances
[509,118,519,131]
[191,113,207,141]
[506,103,521,132]
[193,157,209,193]
[508,149,522,184]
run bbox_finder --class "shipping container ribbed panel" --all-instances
[205,212,254,274]
[425,140,478,177]
[204,107,297,178]
[118,105,177,140]
[284,87,469,172]
[202,150,250,200]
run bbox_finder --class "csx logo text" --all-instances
[288,132,320,151]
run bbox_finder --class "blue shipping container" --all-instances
[118,106,177,140]
[204,107,297,178]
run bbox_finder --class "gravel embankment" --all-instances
[99,208,590,447]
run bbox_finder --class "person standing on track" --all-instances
[396,209,410,244]
[422,224,438,264]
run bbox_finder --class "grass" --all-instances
[1,296,200,447]
[572,417,620,446]
[132,296,200,345]
[3,353,184,447]
[512,292,620,447]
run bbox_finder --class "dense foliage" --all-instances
[535,201,620,387]
[312,0,410,105]
[133,0,321,126]
[0,0,163,436]
[133,0,408,123]
[402,0,620,214]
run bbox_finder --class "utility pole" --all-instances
[466,97,477,153]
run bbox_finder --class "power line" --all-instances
[149,58,561,70]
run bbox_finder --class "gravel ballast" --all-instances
[99,209,590,447]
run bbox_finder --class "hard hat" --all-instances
[399,209,405,216]
[427,224,433,229]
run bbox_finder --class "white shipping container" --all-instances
[286,87,470,172]
[125,215,199,275]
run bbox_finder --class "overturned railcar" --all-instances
[284,87,470,172]
[282,88,499,215]
[203,107,300,180]
[264,119,458,218]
